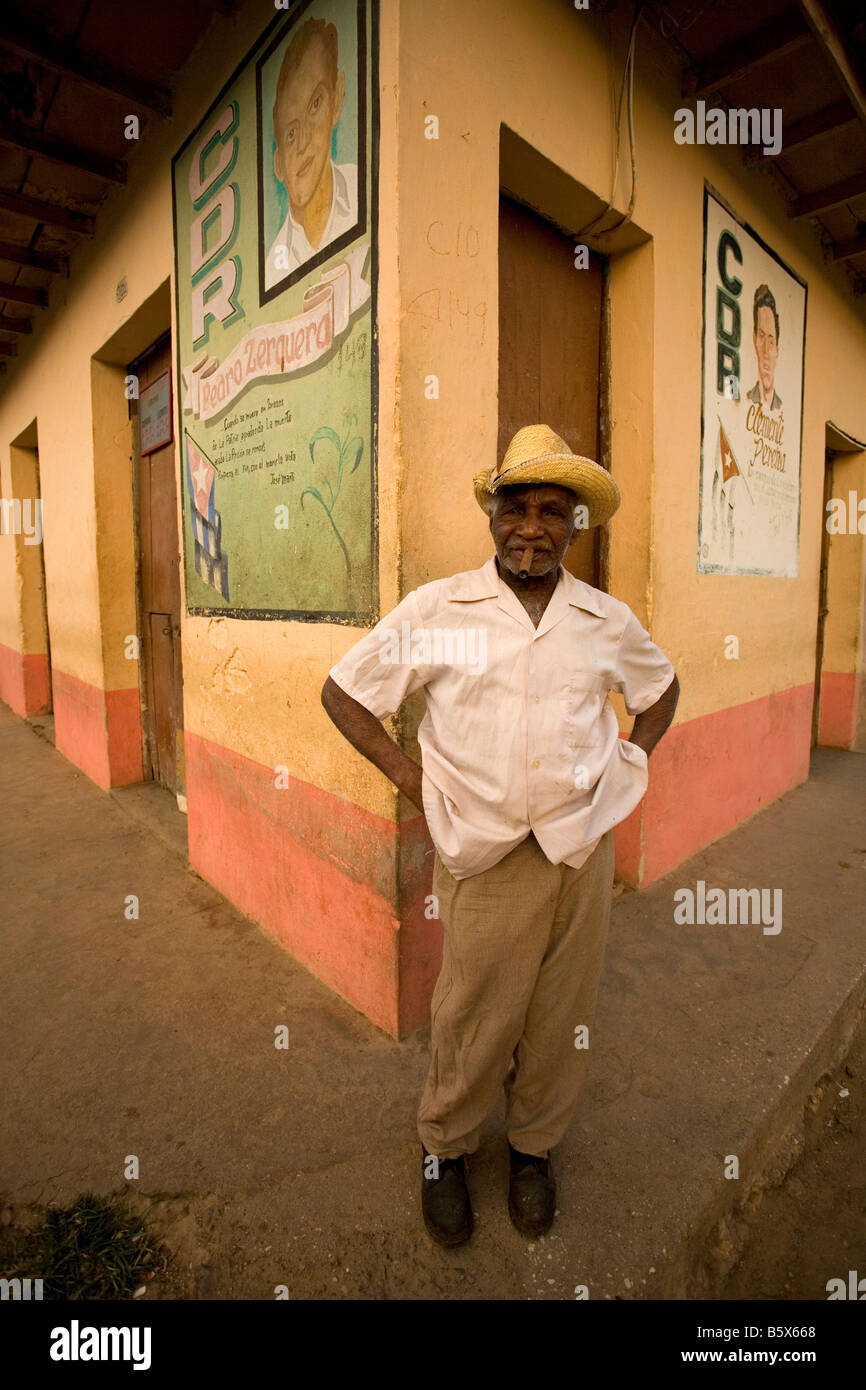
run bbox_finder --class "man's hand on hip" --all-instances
[627,673,680,757]
[321,675,426,815]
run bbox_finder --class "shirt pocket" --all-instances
[565,675,609,750]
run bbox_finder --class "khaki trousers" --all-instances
[417,829,615,1160]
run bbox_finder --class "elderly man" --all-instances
[321,424,679,1247]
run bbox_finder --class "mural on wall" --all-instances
[698,188,806,577]
[172,0,376,619]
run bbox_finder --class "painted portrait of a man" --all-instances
[746,283,782,411]
[261,11,359,294]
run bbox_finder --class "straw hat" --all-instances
[473,424,621,528]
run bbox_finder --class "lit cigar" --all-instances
[518,546,534,578]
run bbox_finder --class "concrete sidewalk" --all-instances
[1,701,864,1299]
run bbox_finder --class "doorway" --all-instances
[812,449,834,746]
[9,422,53,727]
[498,194,606,586]
[129,334,184,792]
[29,441,53,729]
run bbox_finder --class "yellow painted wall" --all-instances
[1,0,865,820]
[824,448,866,675]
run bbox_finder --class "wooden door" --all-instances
[130,336,184,790]
[33,447,52,716]
[498,195,605,585]
[812,450,834,746]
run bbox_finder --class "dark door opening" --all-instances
[129,335,184,792]
[812,449,834,747]
[498,194,606,586]
[8,426,54,732]
[32,443,53,722]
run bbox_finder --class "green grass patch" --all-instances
[1,1192,171,1300]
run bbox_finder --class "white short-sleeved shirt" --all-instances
[264,161,358,290]
[328,555,676,880]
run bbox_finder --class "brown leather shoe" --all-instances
[507,1141,556,1237]
[421,1144,473,1247]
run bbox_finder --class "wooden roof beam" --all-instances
[790,172,866,218]
[797,0,866,126]
[0,240,68,275]
[744,100,856,165]
[0,341,18,356]
[691,9,812,96]
[0,120,126,184]
[828,234,866,262]
[0,189,94,235]
[0,281,47,307]
[0,313,32,334]
[0,12,171,117]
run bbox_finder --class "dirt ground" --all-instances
[4,1011,864,1303]
[4,1023,863,1302]
[2,707,865,1301]
[718,1019,866,1301]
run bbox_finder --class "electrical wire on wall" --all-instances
[656,0,716,41]
[575,0,647,241]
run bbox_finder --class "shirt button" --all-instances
[532,760,540,769]
[533,695,539,703]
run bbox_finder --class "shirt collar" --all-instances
[331,161,351,213]
[450,554,607,618]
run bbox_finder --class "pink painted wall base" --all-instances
[52,669,142,789]
[185,731,404,1036]
[0,642,50,717]
[615,682,814,886]
[818,671,861,748]
[0,670,838,1036]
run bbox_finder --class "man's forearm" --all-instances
[321,675,424,811]
[628,673,680,756]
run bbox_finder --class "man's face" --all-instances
[273,40,345,211]
[754,304,778,397]
[489,483,579,578]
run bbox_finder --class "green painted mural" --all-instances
[172,0,377,619]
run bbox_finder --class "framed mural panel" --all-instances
[172,0,378,619]
[698,186,806,577]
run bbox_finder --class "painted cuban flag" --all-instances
[716,417,754,503]
[185,433,230,601]
[187,433,216,523]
